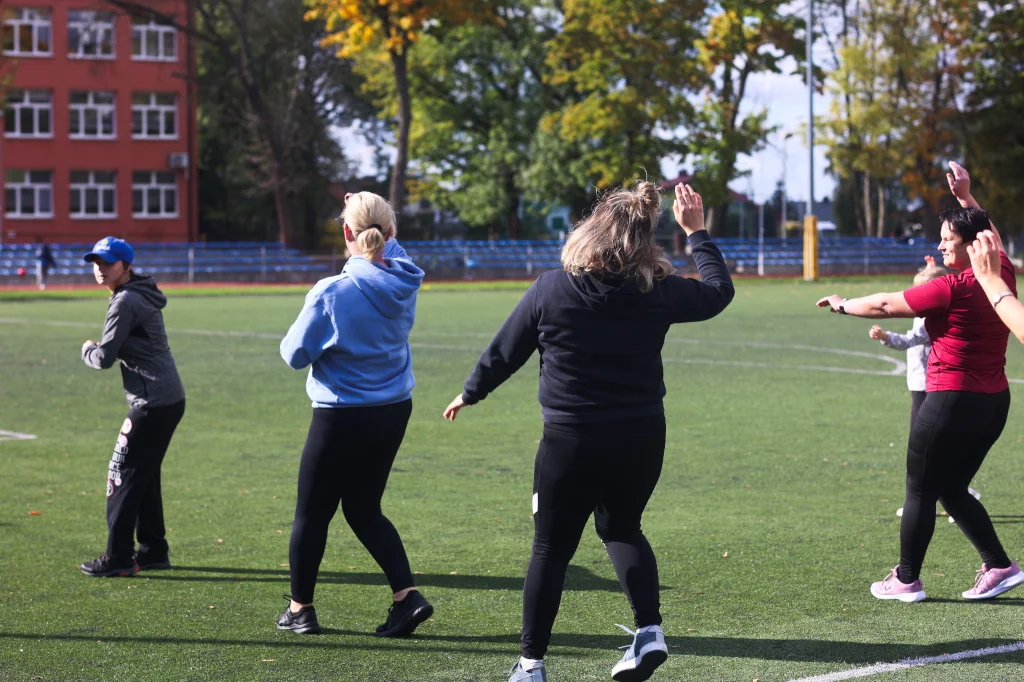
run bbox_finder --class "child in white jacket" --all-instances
[870,256,979,520]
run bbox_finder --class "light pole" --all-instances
[780,132,793,241]
[807,0,814,219]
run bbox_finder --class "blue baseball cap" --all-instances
[84,237,134,265]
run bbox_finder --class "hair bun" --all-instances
[634,180,662,210]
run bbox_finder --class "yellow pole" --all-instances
[803,215,819,281]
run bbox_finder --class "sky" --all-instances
[334,52,838,210]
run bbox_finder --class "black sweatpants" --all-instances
[910,390,926,429]
[105,400,185,561]
[289,399,415,604]
[522,415,665,660]
[899,390,1011,583]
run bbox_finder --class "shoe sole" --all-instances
[80,565,140,577]
[870,587,926,602]
[612,649,668,682]
[277,623,322,634]
[374,603,434,638]
[963,571,1024,600]
[138,561,172,570]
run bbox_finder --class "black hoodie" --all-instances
[82,274,186,409]
[462,230,734,423]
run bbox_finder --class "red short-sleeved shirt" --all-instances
[902,252,1017,393]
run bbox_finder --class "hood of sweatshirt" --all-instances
[117,274,167,310]
[567,270,645,310]
[344,255,424,319]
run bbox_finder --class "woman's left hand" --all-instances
[816,295,844,312]
[967,230,1003,280]
[443,394,468,422]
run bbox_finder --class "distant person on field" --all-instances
[278,192,433,637]
[816,161,1023,603]
[443,182,735,682]
[868,256,981,520]
[36,236,57,290]
[80,237,186,577]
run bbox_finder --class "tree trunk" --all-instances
[704,205,717,234]
[390,50,411,215]
[863,172,874,240]
[505,170,520,239]
[876,182,886,238]
[272,173,293,246]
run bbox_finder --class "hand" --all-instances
[967,230,1004,280]
[946,161,975,208]
[923,255,935,267]
[82,340,95,352]
[816,295,844,313]
[672,183,705,235]
[869,325,888,341]
[443,393,468,422]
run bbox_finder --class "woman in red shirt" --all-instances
[815,162,1023,602]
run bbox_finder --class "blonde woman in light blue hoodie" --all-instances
[277,192,431,637]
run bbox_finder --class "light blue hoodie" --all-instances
[280,240,424,407]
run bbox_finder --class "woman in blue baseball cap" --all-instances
[79,237,186,578]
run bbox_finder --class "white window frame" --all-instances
[2,8,52,56]
[131,18,176,62]
[4,89,53,138]
[70,171,117,219]
[69,91,116,140]
[131,92,177,140]
[67,10,115,60]
[132,171,178,219]
[4,170,54,219]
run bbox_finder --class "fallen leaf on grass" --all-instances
[262,659,276,662]
[687,629,698,632]
[449,571,458,575]
[208,605,216,610]
[414,571,424,575]
[279,563,289,567]
[217,539,224,543]
[722,551,729,558]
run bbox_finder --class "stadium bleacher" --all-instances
[0,236,949,284]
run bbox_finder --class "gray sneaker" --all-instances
[508,661,548,682]
[611,624,668,681]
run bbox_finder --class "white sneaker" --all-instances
[508,661,547,682]
[611,624,668,682]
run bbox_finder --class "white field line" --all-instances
[15,316,1024,382]
[0,430,38,441]
[787,641,1024,681]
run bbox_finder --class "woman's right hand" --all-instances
[869,325,888,341]
[673,183,705,235]
[443,393,467,422]
[946,161,979,209]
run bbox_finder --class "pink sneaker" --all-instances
[962,561,1024,600]
[870,567,926,602]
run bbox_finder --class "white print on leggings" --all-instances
[107,424,131,498]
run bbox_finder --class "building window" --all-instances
[131,18,176,61]
[4,90,52,138]
[132,93,177,139]
[69,91,116,139]
[4,170,53,218]
[2,8,51,56]
[67,11,115,59]
[132,171,177,218]
[70,171,117,218]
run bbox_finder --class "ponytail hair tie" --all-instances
[367,223,382,230]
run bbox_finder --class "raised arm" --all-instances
[666,183,735,322]
[969,230,1024,344]
[816,291,917,319]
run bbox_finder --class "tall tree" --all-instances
[689,1,807,233]
[104,0,368,246]
[305,0,490,214]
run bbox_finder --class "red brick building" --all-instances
[1,0,197,244]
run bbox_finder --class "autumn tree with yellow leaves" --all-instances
[306,0,491,213]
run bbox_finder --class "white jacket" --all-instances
[879,317,931,392]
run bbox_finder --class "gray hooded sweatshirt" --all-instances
[82,274,185,409]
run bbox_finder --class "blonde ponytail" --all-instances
[357,227,386,262]
[342,192,397,262]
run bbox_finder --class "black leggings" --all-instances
[105,400,185,561]
[899,390,1011,582]
[288,400,415,604]
[522,415,665,660]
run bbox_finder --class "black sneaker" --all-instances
[276,595,322,634]
[374,590,433,637]
[134,551,172,570]
[81,554,139,577]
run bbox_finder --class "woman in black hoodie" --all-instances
[444,183,734,682]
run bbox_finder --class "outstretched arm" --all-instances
[816,291,916,319]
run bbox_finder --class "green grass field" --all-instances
[3,279,1024,681]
